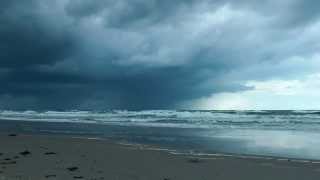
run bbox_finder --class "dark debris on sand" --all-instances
[67,167,79,172]
[20,150,31,156]
[8,134,17,137]
[45,152,57,155]
[73,176,84,179]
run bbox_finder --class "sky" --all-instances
[1,0,320,110]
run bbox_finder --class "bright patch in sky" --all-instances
[188,74,320,110]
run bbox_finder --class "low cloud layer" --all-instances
[1,0,320,110]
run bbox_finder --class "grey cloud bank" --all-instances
[0,0,319,110]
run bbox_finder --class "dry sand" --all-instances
[1,134,320,180]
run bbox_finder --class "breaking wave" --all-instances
[1,110,320,130]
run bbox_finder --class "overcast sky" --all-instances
[1,0,320,110]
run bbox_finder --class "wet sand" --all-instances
[1,134,320,180]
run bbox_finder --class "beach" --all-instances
[1,134,320,180]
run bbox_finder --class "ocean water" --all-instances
[1,110,320,160]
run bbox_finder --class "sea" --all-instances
[1,110,320,160]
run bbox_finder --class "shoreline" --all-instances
[0,120,320,162]
[1,133,320,180]
[2,118,320,162]
[4,131,320,164]
[51,134,320,164]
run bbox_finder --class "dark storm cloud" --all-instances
[65,0,203,27]
[0,0,320,110]
[0,1,74,68]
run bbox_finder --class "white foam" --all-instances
[1,110,320,130]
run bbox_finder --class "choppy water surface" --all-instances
[1,110,320,160]
[1,110,320,130]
